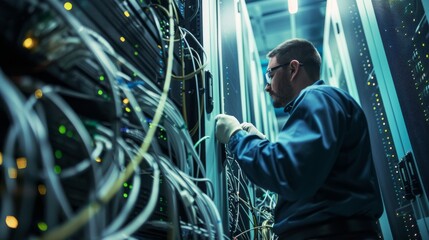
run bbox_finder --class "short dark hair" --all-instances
[267,38,321,81]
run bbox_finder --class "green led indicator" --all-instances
[123,193,128,198]
[37,222,48,231]
[97,89,103,95]
[66,131,73,138]
[123,182,128,187]
[99,75,105,81]
[129,185,133,189]
[58,125,66,134]
[159,207,163,212]
[54,165,61,174]
[134,44,139,48]
[54,150,63,159]
[134,51,138,56]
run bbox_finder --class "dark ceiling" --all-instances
[245,0,327,61]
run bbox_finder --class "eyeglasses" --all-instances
[265,61,304,84]
[265,62,290,84]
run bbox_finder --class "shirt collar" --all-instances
[283,79,325,113]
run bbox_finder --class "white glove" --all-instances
[215,114,242,144]
[241,122,266,139]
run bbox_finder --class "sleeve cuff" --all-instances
[227,130,246,152]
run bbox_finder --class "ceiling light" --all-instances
[288,0,298,14]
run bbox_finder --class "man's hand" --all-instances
[215,114,241,144]
[241,122,266,139]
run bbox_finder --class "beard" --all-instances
[272,98,284,108]
[270,92,287,108]
[270,80,295,108]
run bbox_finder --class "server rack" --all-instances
[0,0,220,239]
[323,0,429,239]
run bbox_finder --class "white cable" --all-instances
[180,27,202,152]
[103,154,160,240]
[102,144,142,236]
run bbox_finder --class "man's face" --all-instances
[264,56,294,108]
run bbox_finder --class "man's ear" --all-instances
[289,60,301,81]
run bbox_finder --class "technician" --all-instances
[215,38,383,239]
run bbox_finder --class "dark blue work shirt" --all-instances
[227,80,383,235]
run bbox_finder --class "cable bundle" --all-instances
[225,151,276,240]
[0,0,221,239]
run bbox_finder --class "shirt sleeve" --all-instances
[227,89,346,201]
